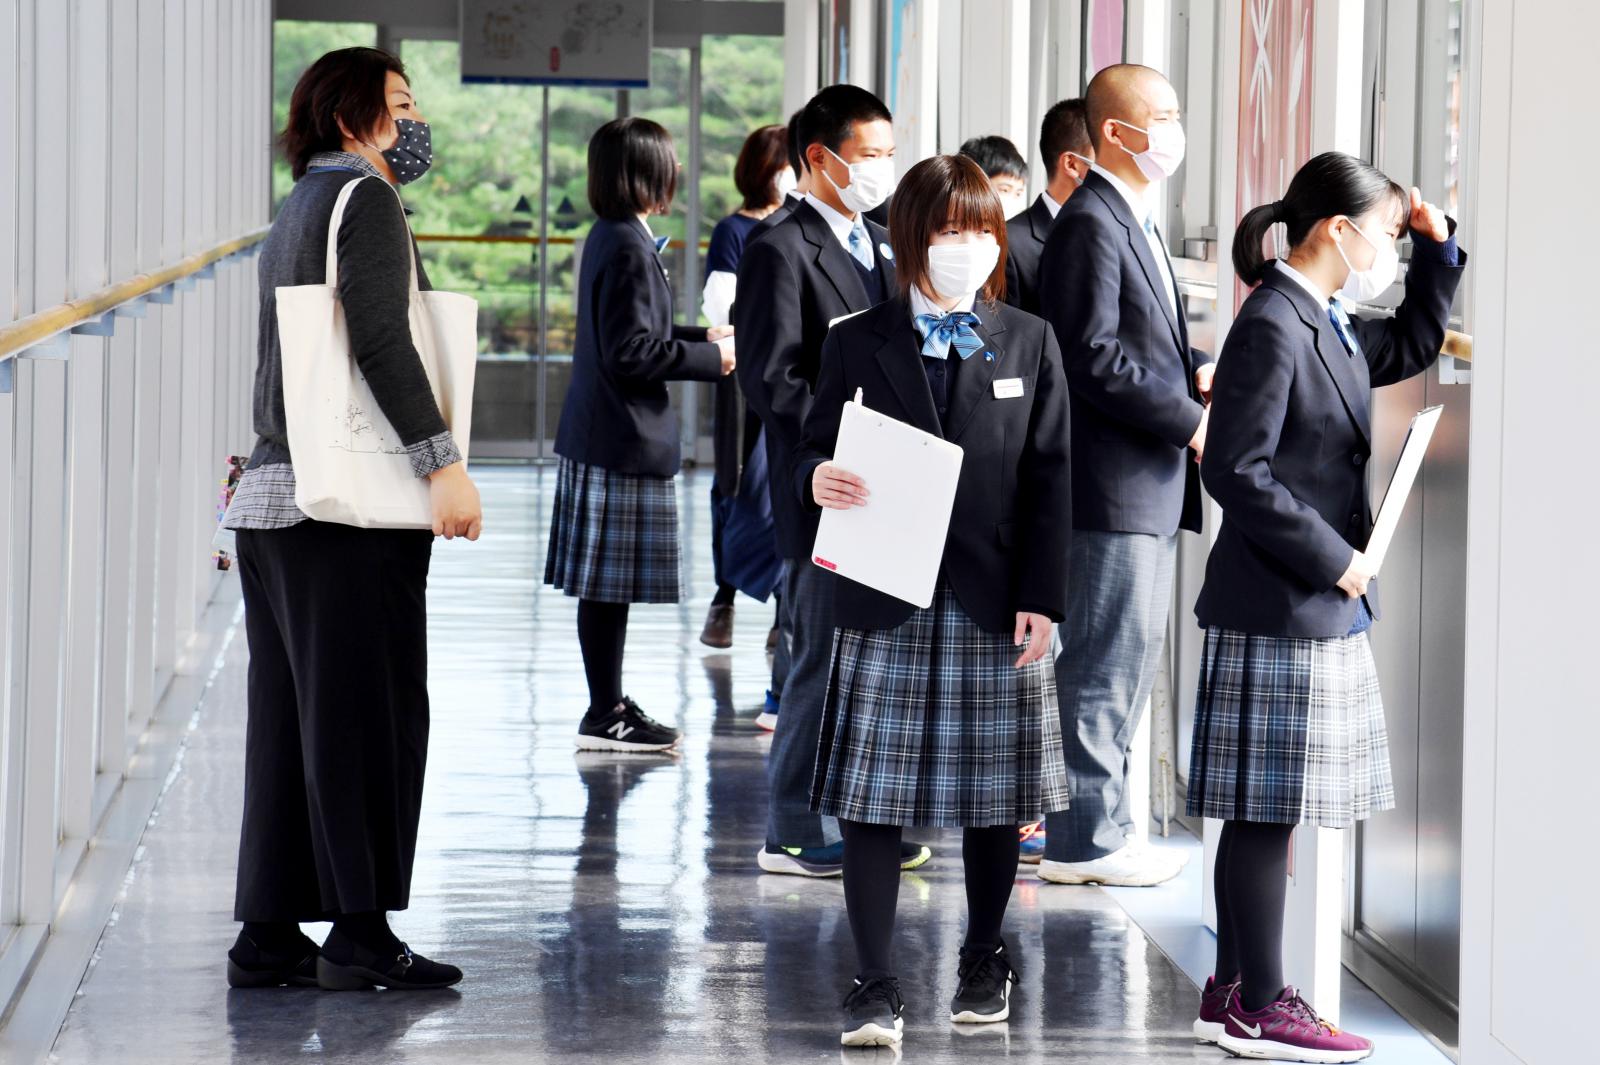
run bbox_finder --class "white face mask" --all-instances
[1112,119,1186,182]
[822,146,896,215]
[1000,192,1029,219]
[1066,151,1093,186]
[926,241,1001,301]
[1335,218,1400,302]
[774,166,799,202]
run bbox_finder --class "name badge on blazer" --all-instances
[993,378,1025,399]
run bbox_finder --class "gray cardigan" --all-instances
[225,152,460,530]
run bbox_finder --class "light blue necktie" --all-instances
[847,221,875,271]
[1327,302,1361,358]
[913,311,985,361]
[653,234,671,255]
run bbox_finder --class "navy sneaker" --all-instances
[756,840,844,877]
[950,941,1018,1023]
[755,690,779,732]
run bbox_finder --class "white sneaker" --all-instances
[1036,843,1183,886]
[1124,836,1192,867]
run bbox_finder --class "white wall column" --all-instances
[1459,1,1600,1062]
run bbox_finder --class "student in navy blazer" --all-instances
[794,155,1071,1047]
[734,84,934,879]
[1033,65,1210,887]
[1003,97,1094,316]
[547,117,735,757]
[1186,152,1464,1063]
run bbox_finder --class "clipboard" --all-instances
[811,390,964,608]
[1365,405,1444,571]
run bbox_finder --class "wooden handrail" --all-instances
[1443,328,1473,362]
[413,232,712,251]
[0,227,270,362]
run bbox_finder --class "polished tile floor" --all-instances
[49,466,1221,1064]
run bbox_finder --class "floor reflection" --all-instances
[48,466,1205,1064]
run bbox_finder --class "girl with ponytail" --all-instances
[1185,151,1465,1062]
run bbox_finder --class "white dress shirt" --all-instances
[1089,163,1177,316]
[1041,190,1065,219]
[909,284,976,322]
[1274,259,1333,306]
[804,191,860,254]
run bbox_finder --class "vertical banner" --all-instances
[460,0,653,87]
[1235,0,1315,308]
[1084,0,1126,84]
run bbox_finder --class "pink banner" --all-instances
[1235,0,1315,308]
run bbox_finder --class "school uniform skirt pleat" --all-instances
[544,456,683,604]
[1185,626,1394,829]
[811,581,1071,828]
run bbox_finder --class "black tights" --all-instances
[577,599,630,712]
[1213,820,1296,1011]
[840,820,1019,977]
[712,582,736,607]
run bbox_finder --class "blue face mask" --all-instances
[380,118,433,185]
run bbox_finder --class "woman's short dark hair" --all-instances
[588,117,679,221]
[889,155,1009,305]
[958,135,1027,182]
[734,125,790,211]
[281,47,407,181]
[1233,151,1409,286]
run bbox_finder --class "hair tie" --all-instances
[1270,199,1287,221]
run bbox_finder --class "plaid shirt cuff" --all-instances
[407,431,462,478]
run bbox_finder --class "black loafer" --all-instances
[317,931,462,991]
[227,932,320,988]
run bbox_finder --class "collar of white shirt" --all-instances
[1274,259,1334,308]
[1041,190,1064,219]
[1089,163,1154,226]
[804,191,859,251]
[909,284,976,325]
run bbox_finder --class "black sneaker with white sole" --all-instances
[842,974,905,1047]
[575,696,681,752]
[949,941,1017,1023]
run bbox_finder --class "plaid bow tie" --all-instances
[914,311,985,361]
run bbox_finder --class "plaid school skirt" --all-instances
[811,582,1071,828]
[1186,626,1394,829]
[544,456,683,604]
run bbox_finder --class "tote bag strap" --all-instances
[322,174,422,295]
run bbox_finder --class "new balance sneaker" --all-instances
[1194,974,1240,1043]
[841,974,905,1046]
[1017,823,1046,865]
[1217,986,1374,1062]
[949,941,1017,1023]
[1037,842,1183,886]
[899,840,933,871]
[757,840,845,877]
[575,697,681,752]
[755,690,780,733]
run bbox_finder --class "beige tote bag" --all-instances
[277,176,478,529]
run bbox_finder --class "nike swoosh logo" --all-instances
[1230,1015,1262,1039]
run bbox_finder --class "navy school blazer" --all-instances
[1003,194,1056,316]
[554,215,725,477]
[1038,169,1212,535]
[734,200,895,560]
[1195,239,1467,639]
[792,298,1073,634]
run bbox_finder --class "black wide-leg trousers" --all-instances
[233,520,433,922]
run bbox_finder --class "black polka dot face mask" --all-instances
[380,118,434,185]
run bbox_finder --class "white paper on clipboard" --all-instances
[1365,405,1444,571]
[811,390,964,608]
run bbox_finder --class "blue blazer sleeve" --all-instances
[1350,231,1467,388]
[1012,325,1073,622]
[793,325,848,510]
[735,236,811,456]
[598,240,724,383]
[1200,309,1356,590]
[1046,211,1206,448]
